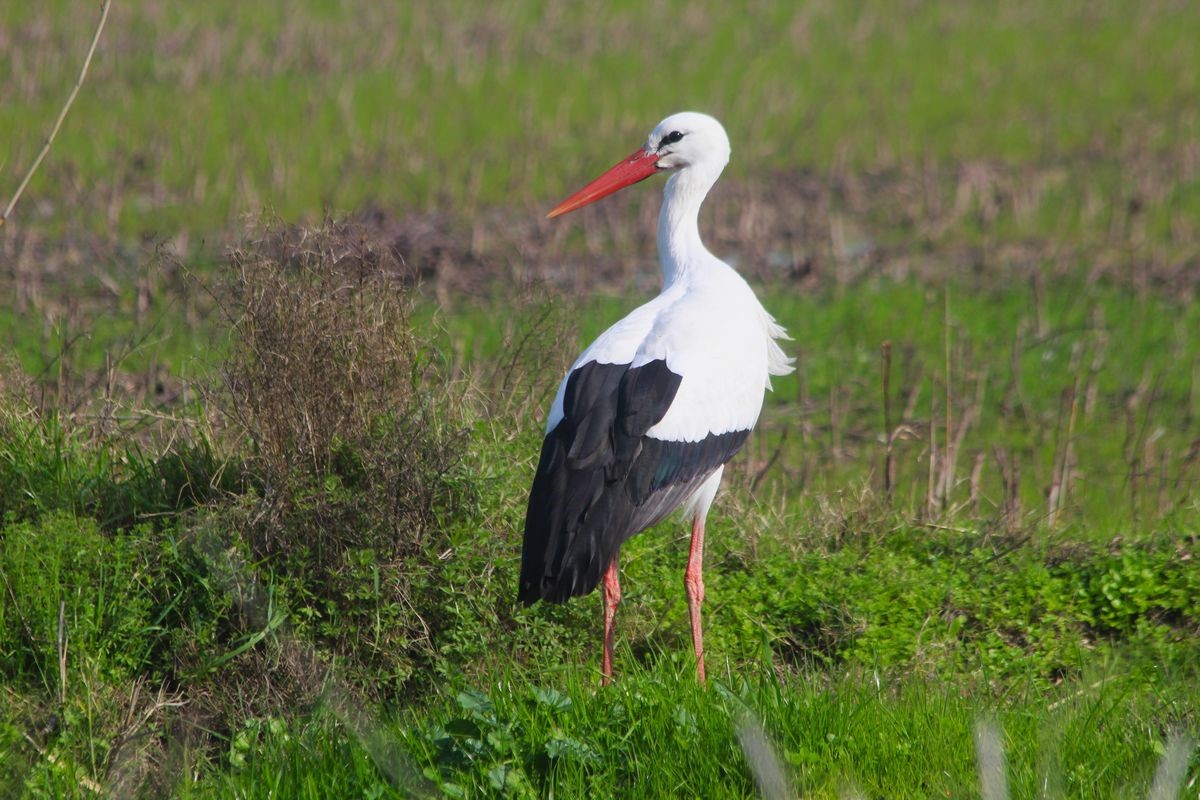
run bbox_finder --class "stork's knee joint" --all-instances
[603,569,622,610]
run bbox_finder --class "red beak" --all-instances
[547,148,661,218]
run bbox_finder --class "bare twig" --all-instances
[0,0,113,228]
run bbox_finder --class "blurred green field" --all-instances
[3,0,1199,236]
[2,1,1199,797]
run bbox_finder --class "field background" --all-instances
[2,1,1199,797]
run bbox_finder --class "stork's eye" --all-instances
[659,130,685,149]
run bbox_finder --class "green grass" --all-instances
[5,507,1197,797]
[3,342,1198,797]
[142,661,1200,799]
[3,0,1199,237]
[437,276,1200,533]
[3,274,1199,797]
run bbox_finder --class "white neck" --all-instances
[656,161,723,286]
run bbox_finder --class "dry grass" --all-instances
[219,218,419,480]
[214,217,466,560]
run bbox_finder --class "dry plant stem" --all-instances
[992,446,1020,531]
[1049,377,1081,526]
[830,383,841,463]
[750,427,789,492]
[942,287,953,510]
[927,390,938,518]
[881,340,893,497]
[0,0,113,228]
[969,451,985,513]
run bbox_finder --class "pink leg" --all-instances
[601,556,621,686]
[684,513,707,684]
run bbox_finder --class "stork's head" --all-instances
[645,112,731,172]
[548,112,730,218]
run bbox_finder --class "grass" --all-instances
[95,662,1200,798]
[440,277,1200,533]
[3,266,1200,796]
[3,266,1198,796]
[2,0,1200,797]
[3,1,1199,237]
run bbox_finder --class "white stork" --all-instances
[518,112,794,684]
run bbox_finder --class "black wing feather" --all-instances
[518,359,749,604]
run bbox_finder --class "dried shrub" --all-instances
[192,219,472,700]
[216,217,466,555]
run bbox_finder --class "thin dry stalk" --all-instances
[830,382,842,464]
[901,363,924,420]
[794,358,815,493]
[942,372,985,516]
[1084,306,1108,419]
[1002,320,1028,419]
[1157,449,1172,518]
[0,0,112,228]
[943,287,953,511]
[1122,368,1161,524]
[1048,378,1080,527]
[1030,270,1048,339]
[1190,358,1200,427]
[927,392,938,518]
[940,368,987,516]
[881,340,893,497]
[969,450,985,514]
[992,446,1021,531]
[751,427,790,492]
